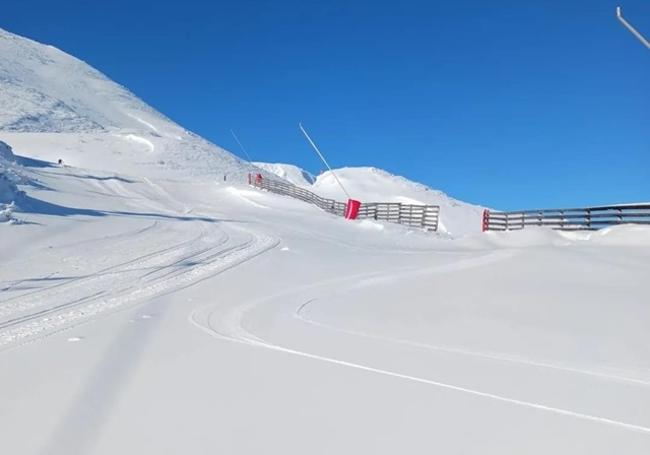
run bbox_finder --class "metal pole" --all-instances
[230,129,254,163]
[616,6,650,50]
[298,122,352,200]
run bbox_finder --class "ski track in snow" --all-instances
[198,324,650,436]
[190,252,650,437]
[126,113,160,134]
[295,300,650,387]
[0,224,279,350]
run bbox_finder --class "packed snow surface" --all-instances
[1,27,649,455]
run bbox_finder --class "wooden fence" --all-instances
[249,175,440,231]
[483,204,650,231]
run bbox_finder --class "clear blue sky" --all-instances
[3,0,649,209]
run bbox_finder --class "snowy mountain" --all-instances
[0,27,254,180]
[0,27,177,133]
[0,26,480,233]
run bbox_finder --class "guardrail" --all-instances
[482,204,650,231]
[249,174,440,231]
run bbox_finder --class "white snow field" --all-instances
[1,27,650,455]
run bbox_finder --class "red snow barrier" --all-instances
[482,209,490,232]
[344,199,361,220]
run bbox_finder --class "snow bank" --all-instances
[313,167,485,237]
[0,140,15,161]
[0,140,18,201]
[251,163,484,237]
[0,141,19,222]
[0,201,15,222]
[461,224,650,249]
[253,162,315,187]
[588,224,650,246]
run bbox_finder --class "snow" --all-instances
[0,26,649,455]
[253,161,316,186]
[0,27,257,182]
[252,163,484,236]
[313,166,485,236]
[0,141,21,221]
[312,167,483,237]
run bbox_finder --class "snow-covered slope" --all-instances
[252,163,483,236]
[253,162,315,187]
[0,27,254,180]
[0,27,176,133]
[316,166,484,236]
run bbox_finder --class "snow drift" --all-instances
[0,141,18,202]
[255,163,484,236]
[0,141,19,222]
[253,162,316,187]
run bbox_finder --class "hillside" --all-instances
[0,27,252,181]
[255,163,484,236]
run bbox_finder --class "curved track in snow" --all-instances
[190,250,650,438]
[0,222,279,350]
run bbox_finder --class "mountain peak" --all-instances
[0,27,175,134]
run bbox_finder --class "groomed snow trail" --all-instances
[190,241,650,439]
[0,221,277,349]
[0,163,280,350]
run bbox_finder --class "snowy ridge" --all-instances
[0,27,255,182]
[0,27,169,133]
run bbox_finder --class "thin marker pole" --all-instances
[299,122,352,200]
[230,129,253,163]
[616,6,650,50]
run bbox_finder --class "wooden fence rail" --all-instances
[483,204,650,231]
[249,174,440,231]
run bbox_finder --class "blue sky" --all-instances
[3,0,649,209]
